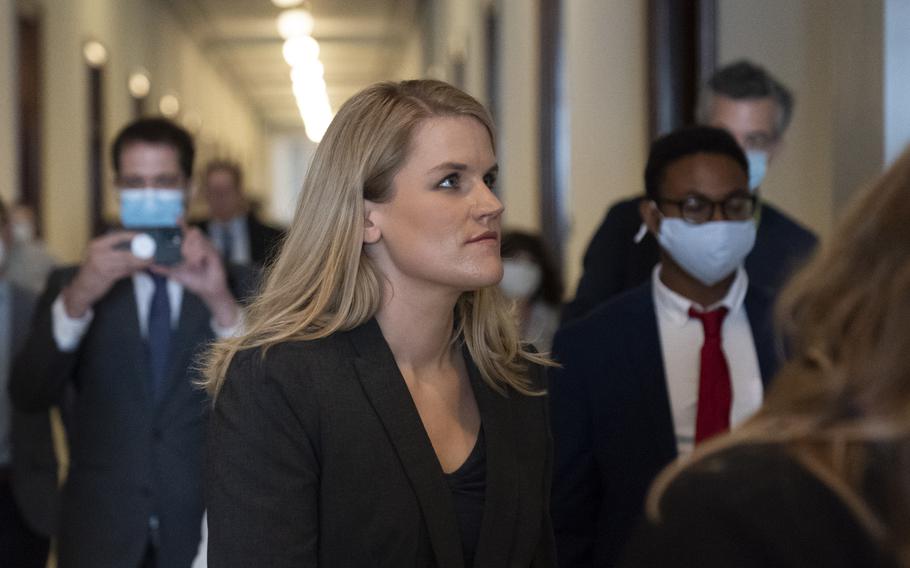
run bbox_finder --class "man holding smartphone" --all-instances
[10,118,252,568]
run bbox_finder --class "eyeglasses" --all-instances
[655,194,757,224]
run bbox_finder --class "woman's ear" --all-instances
[639,198,661,235]
[363,201,382,245]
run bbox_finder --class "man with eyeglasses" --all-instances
[550,127,781,567]
[562,60,816,323]
[10,118,254,568]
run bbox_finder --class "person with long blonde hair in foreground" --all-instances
[202,79,555,567]
[623,147,910,567]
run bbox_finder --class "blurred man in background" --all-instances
[200,160,284,268]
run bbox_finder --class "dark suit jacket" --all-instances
[549,282,780,567]
[202,213,285,267]
[206,318,556,567]
[8,282,60,537]
[10,266,255,568]
[622,444,898,567]
[562,197,817,323]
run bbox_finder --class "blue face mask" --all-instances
[746,150,768,191]
[120,189,184,228]
[657,217,757,286]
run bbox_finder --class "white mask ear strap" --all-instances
[633,223,648,244]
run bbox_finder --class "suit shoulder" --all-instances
[558,283,652,341]
[760,202,817,245]
[226,334,351,391]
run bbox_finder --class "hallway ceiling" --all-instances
[164,0,421,132]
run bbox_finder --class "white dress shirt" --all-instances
[209,216,251,266]
[652,264,764,456]
[52,272,241,352]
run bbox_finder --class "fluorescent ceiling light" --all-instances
[277,8,314,38]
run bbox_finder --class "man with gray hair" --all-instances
[562,60,816,323]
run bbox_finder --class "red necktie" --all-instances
[688,307,731,444]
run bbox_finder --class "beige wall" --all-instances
[563,0,648,293]
[30,0,267,263]
[0,0,18,205]
[719,0,893,234]
[497,0,540,233]
[718,0,835,236]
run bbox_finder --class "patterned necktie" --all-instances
[688,307,731,444]
[147,272,172,400]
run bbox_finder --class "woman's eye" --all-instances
[438,174,459,189]
[483,173,498,189]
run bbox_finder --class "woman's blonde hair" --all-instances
[648,145,910,562]
[203,79,549,397]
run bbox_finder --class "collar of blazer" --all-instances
[347,318,521,568]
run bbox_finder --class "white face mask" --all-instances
[746,150,768,191]
[657,217,757,286]
[12,221,34,244]
[499,258,542,300]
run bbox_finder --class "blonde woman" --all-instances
[623,148,910,567]
[203,80,555,567]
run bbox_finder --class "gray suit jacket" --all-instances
[11,266,254,568]
[206,319,556,567]
[8,282,60,537]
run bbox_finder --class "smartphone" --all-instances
[115,229,183,265]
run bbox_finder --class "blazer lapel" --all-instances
[467,356,519,568]
[348,320,464,568]
[627,285,677,461]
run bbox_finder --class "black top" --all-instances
[622,444,899,567]
[444,427,487,567]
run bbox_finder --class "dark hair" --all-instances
[205,159,244,189]
[111,117,195,179]
[644,126,748,200]
[501,230,564,306]
[699,59,795,137]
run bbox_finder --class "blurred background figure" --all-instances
[5,203,56,295]
[500,230,563,353]
[0,199,56,568]
[627,145,910,567]
[200,160,285,268]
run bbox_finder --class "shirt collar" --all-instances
[652,264,749,327]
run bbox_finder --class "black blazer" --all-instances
[549,282,780,567]
[561,197,817,323]
[10,266,255,568]
[8,282,60,538]
[206,318,556,567]
[623,444,899,567]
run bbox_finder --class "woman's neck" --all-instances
[375,285,461,375]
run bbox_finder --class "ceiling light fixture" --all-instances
[128,69,151,99]
[82,40,109,68]
[159,94,180,117]
[271,0,303,7]
[277,8,315,39]
[282,36,320,67]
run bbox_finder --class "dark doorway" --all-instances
[18,11,43,235]
[648,0,717,139]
